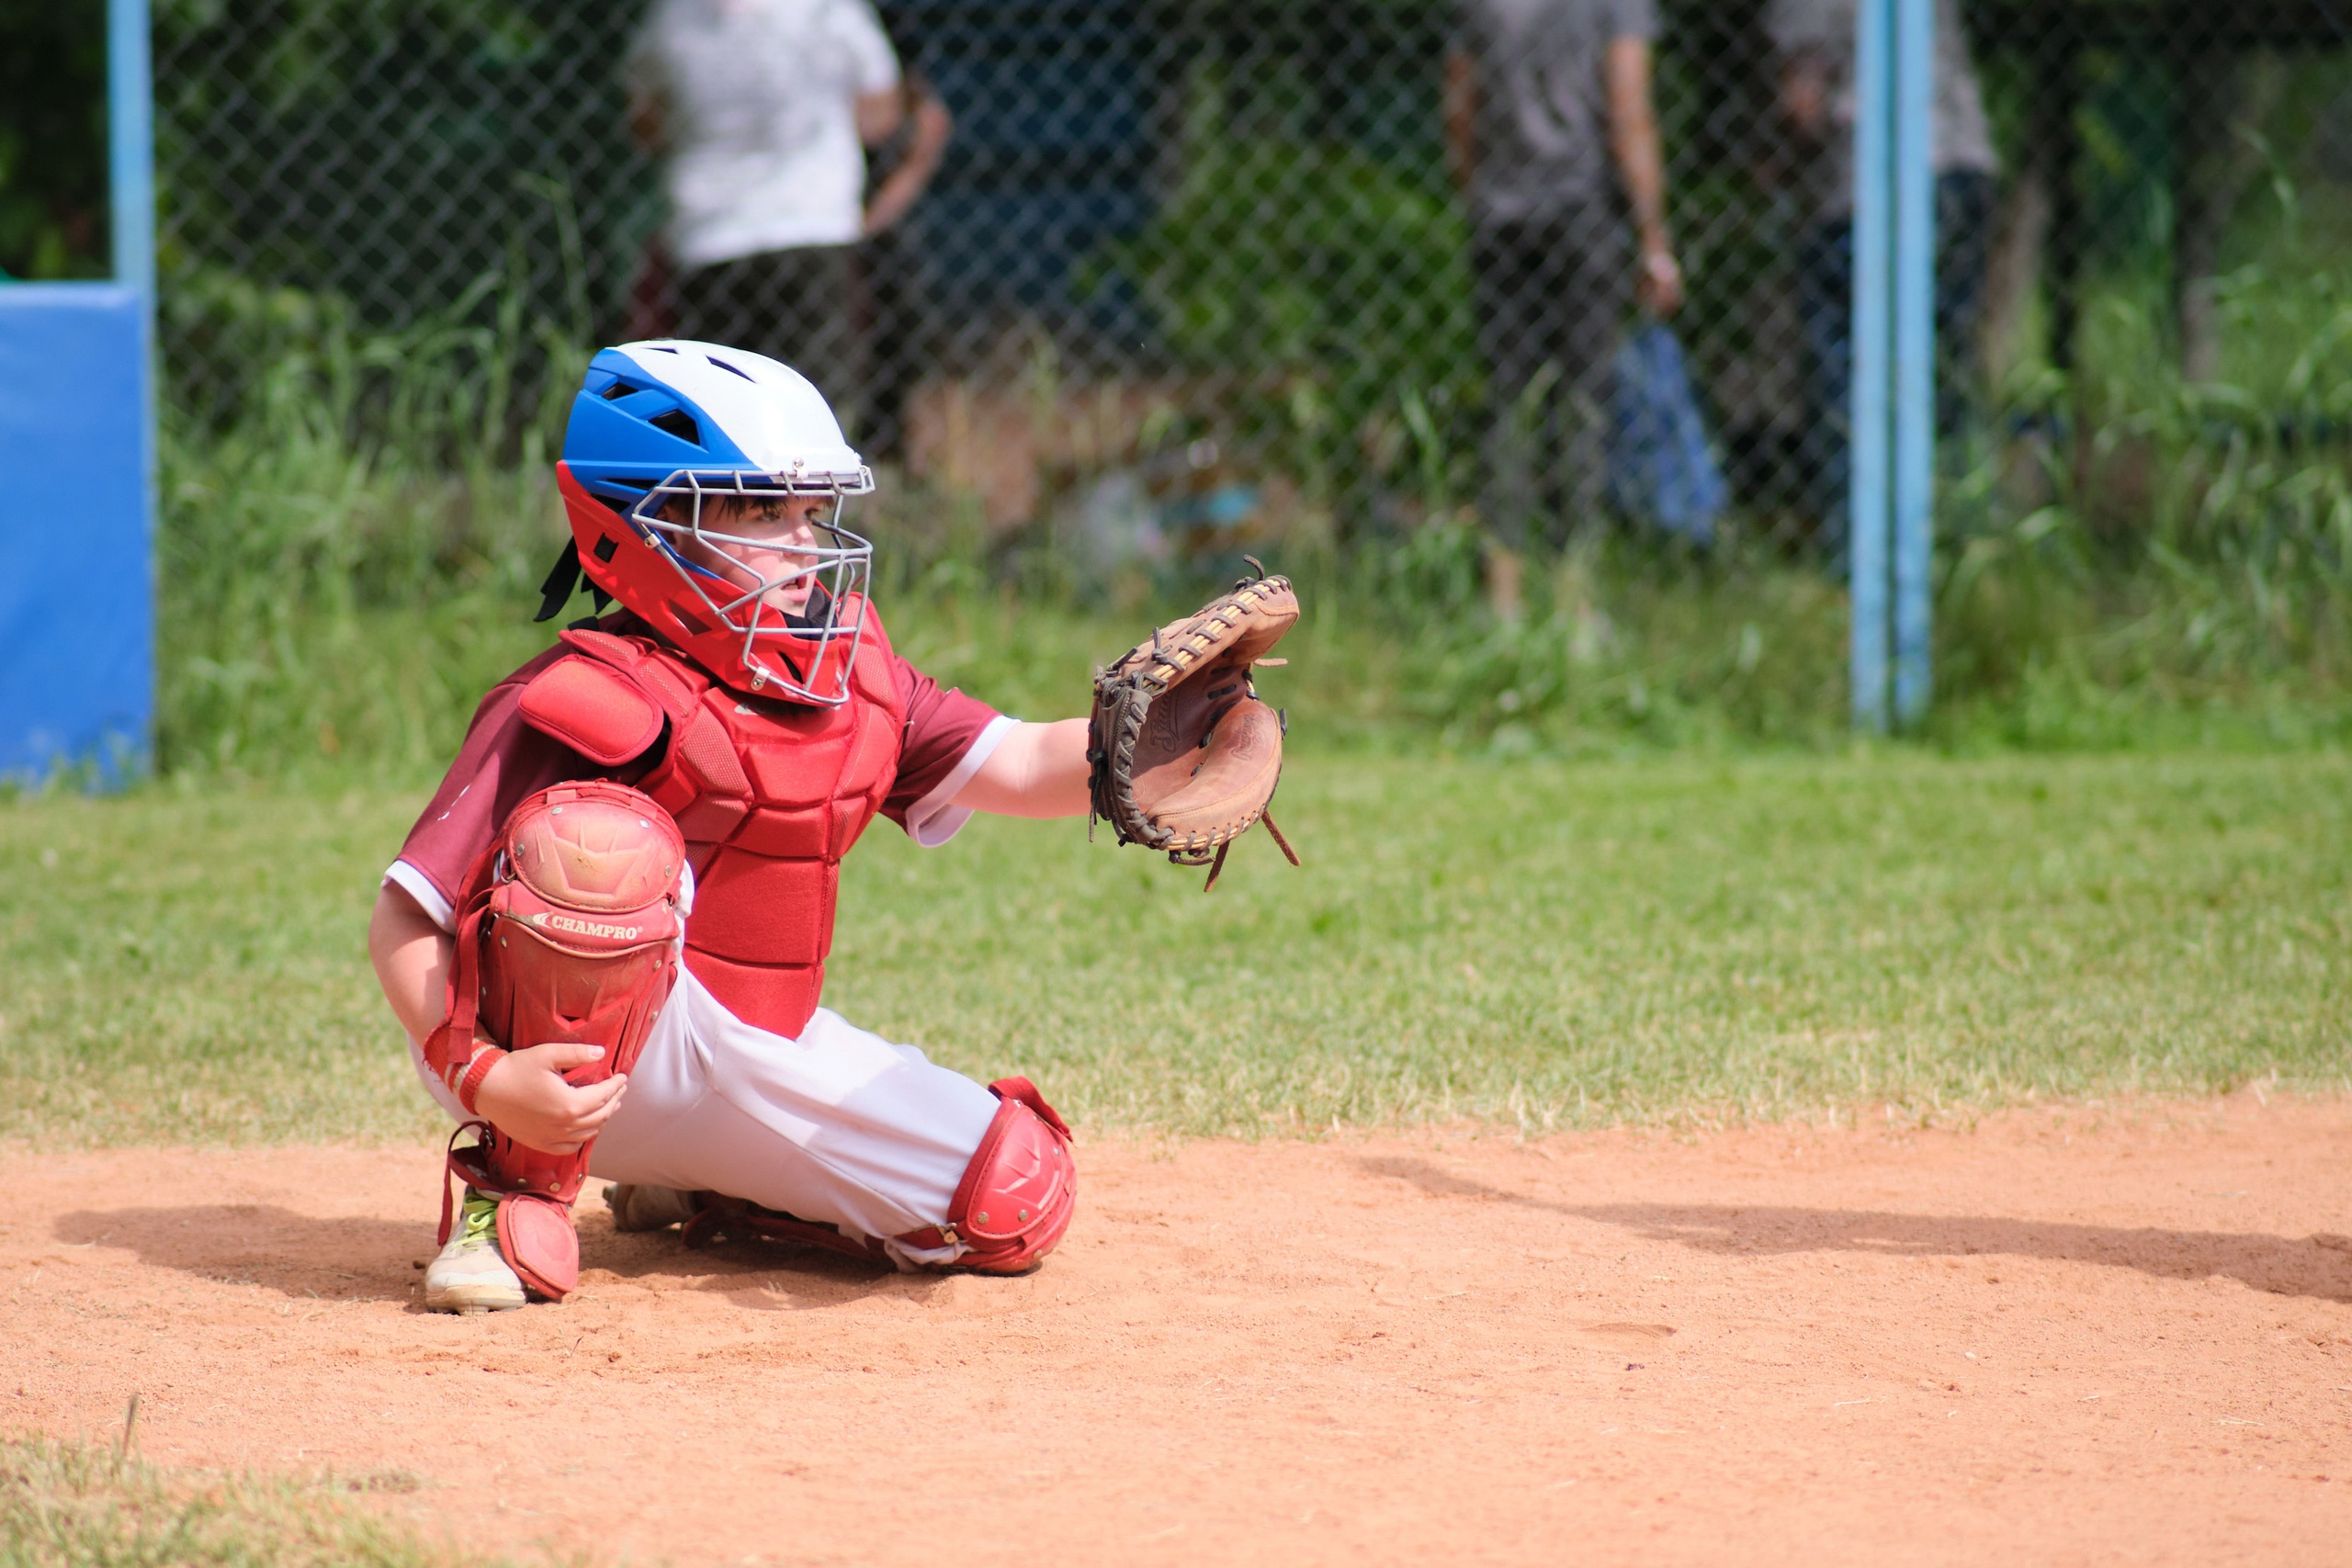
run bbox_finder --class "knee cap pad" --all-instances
[478,780,685,1076]
[941,1077,1077,1273]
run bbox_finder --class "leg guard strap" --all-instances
[679,1193,890,1265]
[440,1124,582,1302]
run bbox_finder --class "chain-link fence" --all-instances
[105,1,2352,572]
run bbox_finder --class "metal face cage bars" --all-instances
[628,472,876,705]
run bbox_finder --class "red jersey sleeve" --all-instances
[390,643,609,919]
[880,651,1007,837]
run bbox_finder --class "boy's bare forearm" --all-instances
[369,884,453,1044]
[953,717,1092,818]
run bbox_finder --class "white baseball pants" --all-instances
[408,965,1001,1268]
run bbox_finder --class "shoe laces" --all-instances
[458,1190,500,1247]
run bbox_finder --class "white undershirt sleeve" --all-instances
[381,860,456,933]
[901,713,1017,849]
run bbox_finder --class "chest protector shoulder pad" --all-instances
[516,604,909,1038]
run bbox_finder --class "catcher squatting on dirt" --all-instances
[367,340,1299,1313]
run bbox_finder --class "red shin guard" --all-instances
[429,781,685,1300]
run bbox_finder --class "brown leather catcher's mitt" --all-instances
[1088,569,1301,889]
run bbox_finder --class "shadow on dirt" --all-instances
[51,1203,926,1311]
[1354,1156,2352,1303]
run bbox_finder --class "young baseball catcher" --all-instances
[368,340,1296,1312]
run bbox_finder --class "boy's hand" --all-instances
[472,1043,628,1156]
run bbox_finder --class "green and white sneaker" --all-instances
[424,1190,526,1314]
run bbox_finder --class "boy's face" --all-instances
[669,492,831,615]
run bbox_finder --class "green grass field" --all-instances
[2,750,2344,1146]
[0,1435,493,1568]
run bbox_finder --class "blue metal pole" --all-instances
[1891,0,1936,725]
[108,0,154,303]
[107,0,156,775]
[1849,0,1894,732]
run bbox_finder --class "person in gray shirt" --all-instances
[1447,0,1683,549]
[1768,0,1998,547]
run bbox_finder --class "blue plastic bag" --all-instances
[1607,323,1726,545]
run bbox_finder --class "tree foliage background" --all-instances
[0,0,108,279]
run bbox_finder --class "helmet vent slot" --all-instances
[593,535,619,563]
[706,355,754,382]
[599,380,639,400]
[649,409,702,446]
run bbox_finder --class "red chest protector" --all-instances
[514,603,908,1039]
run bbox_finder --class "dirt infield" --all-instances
[7,1098,2352,1565]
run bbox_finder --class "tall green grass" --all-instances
[144,246,2352,783]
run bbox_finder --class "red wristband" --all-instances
[456,1043,504,1116]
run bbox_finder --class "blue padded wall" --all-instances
[0,284,153,781]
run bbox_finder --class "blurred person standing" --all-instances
[628,0,949,433]
[1446,0,1684,550]
[856,70,954,459]
[1768,0,1996,548]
